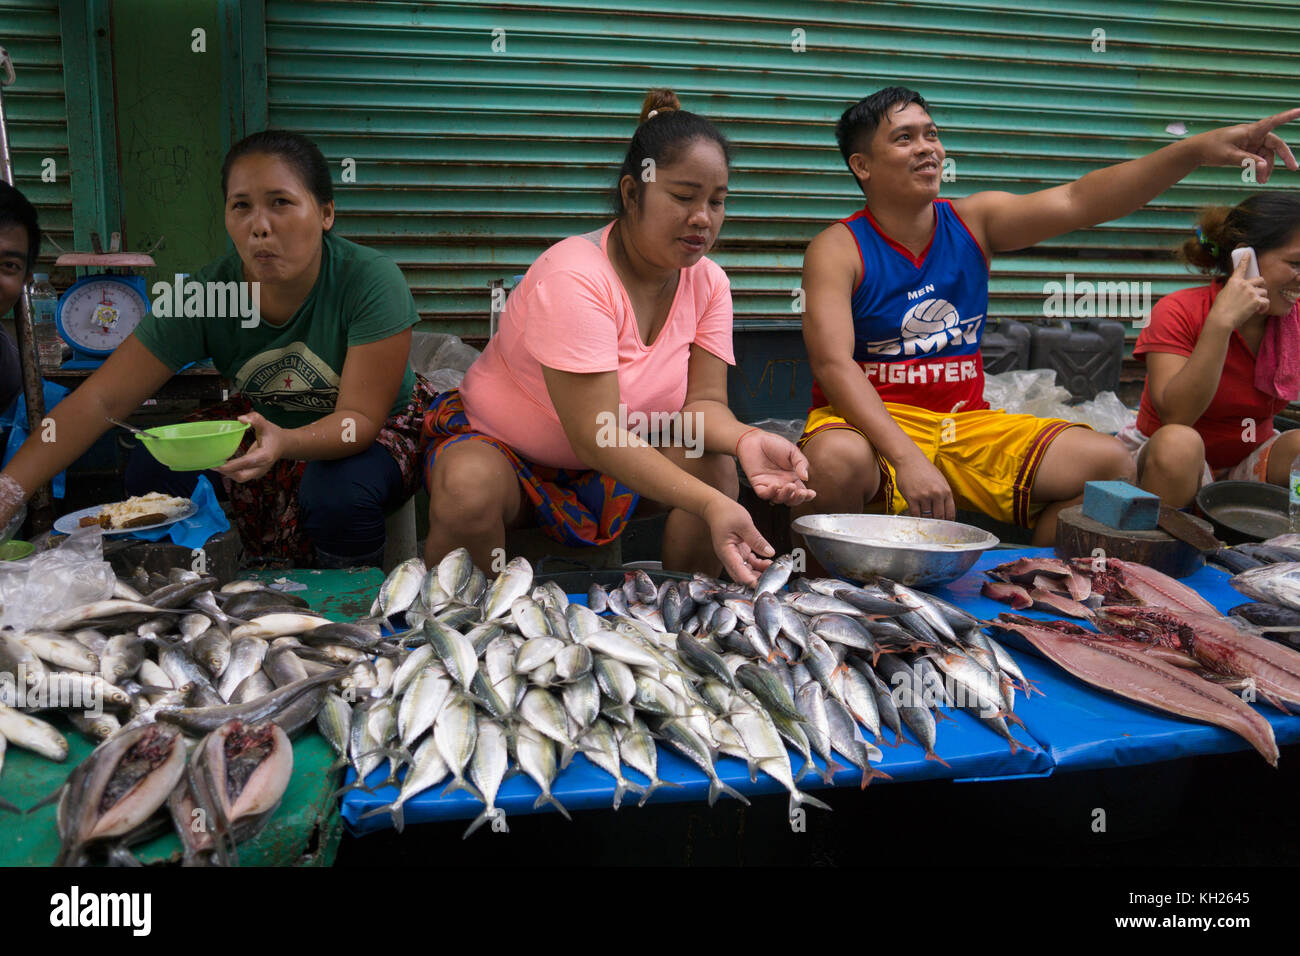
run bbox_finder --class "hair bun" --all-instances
[639,88,681,124]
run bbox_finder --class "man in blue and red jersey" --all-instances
[795,87,1299,545]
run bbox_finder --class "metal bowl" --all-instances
[791,513,999,587]
[1195,480,1289,545]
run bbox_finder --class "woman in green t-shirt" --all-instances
[0,131,434,567]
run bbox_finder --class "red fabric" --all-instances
[1134,283,1289,470]
[1255,302,1300,401]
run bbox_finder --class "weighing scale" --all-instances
[53,232,156,370]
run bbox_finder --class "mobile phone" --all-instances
[1231,246,1261,279]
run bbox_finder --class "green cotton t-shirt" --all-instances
[133,231,419,429]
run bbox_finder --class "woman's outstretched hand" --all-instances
[736,429,817,507]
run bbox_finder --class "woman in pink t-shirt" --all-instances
[421,90,814,585]
[1122,194,1300,507]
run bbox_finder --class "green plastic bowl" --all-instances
[139,420,250,471]
[0,539,34,561]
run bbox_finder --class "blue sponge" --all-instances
[1081,481,1160,530]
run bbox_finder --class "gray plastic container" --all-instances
[1028,319,1126,400]
[980,320,1032,374]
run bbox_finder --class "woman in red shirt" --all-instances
[1126,194,1300,506]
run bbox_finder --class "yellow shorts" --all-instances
[798,403,1087,528]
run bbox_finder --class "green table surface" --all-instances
[0,567,382,867]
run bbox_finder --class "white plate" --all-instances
[54,500,198,536]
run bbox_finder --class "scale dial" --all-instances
[55,275,150,357]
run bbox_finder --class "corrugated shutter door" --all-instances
[0,0,73,264]
[263,0,1300,341]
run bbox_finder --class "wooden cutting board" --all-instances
[1054,504,1214,578]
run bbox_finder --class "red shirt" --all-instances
[1134,283,1287,470]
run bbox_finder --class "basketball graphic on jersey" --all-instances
[902,298,959,337]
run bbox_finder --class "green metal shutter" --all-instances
[263,0,1300,342]
[0,0,72,264]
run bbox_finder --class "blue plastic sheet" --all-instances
[125,475,229,550]
[931,548,1300,773]
[341,549,1300,835]
[0,380,71,498]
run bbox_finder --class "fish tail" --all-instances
[819,759,845,785]
[358,800,403,834]
[791,789,833,815]
[637,778,681,808]
[860,765,892,789]
[708,776,750,807]
[0,797,21,814]
[462,807,494,839]
[533,790,572,822]
[440,776,484,803]
[26,785,63,815]
[1004,711,1027,730]
[924,748,951,769]
[794,758,815,784]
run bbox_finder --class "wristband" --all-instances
[733,426,761,459]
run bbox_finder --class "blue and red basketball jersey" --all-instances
[810,199,991,413]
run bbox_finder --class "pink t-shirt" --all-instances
[459,222,736,469]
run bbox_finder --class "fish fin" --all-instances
[818,759,845,785]
[612,777,645,811]
[462,806,497,839]
[924,749,951,769]
[25,784,63,815]
[790,790,832,815]
[559,743,577,770]
[533,791,572,821]
[1261,692,1293,715]
[637,778,681,807]
[860,765,892,789]
[358,802,399,829]
[440,776,484,804]
[707,777,750,807]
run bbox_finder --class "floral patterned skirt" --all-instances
[421,388,639,548]
[187,374,437,564]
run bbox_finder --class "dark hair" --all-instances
[836,86,931,182]
[1181,193,1300,277]
[610,89,731,218]
[0,181,40,273]
[221,130,334,206]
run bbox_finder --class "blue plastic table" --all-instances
[342,548,1300,835]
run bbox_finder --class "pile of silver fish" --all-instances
[0,567,363,865]
[980,553,1300,765]
[338,550,1038,835]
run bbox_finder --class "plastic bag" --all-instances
[0,525,115,630]
[983,369,1136,434]
[742,418,806,446]
[409,332,482,378]
[425,368,466,393]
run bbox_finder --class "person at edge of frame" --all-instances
[422,89,815,586]
[1121,194,1300,507]
[0,131,435,569]
[793,86,1300,550]
[0,181,38,414]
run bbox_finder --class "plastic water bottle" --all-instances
[29,273,62,369]
[1290,451,1300,533]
